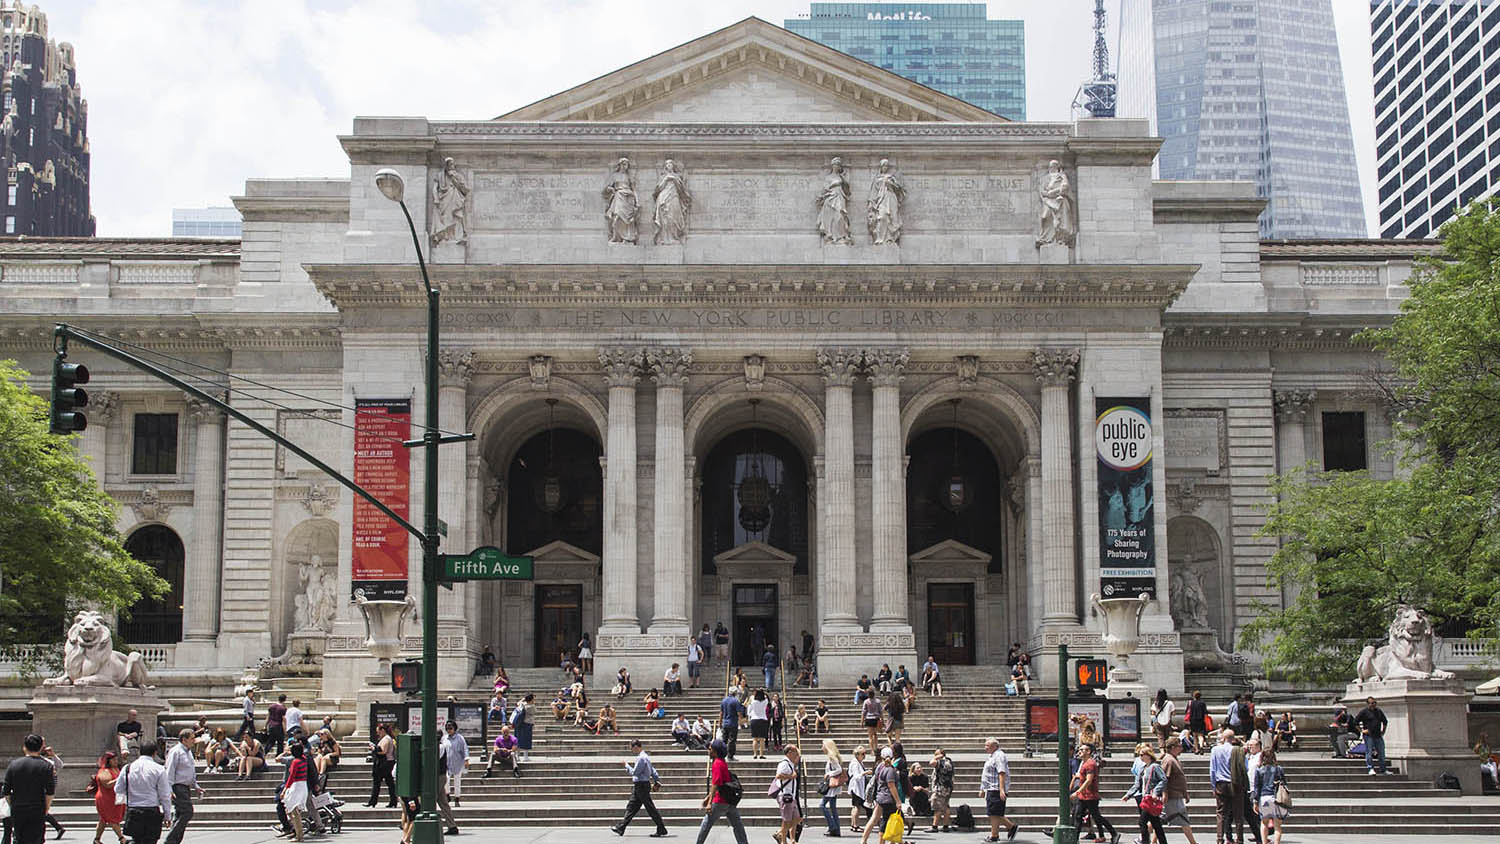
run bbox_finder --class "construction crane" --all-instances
[1073,0,1117,118]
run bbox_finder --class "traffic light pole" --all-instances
[1053,645,1078,844]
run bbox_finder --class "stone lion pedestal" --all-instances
[29,685,166,793]
[1343,678,1478,792]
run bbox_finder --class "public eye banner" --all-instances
[352,398,411,601]
[1095,397,1156,599]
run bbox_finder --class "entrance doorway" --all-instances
[534,584,583,667]
[732,583,778,667]
[927,583,975,665]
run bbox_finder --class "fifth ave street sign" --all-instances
[441,546,533,581]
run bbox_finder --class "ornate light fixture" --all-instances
[941,398,969,513]
[738,399,773,533]
[537,399,566,514]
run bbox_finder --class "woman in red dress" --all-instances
[90,751,126,844]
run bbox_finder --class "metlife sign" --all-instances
[867,11,933,20]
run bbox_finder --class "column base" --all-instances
[593,627,694,691]
[817,626,916,688]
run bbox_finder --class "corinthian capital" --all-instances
[598,346,643,388]
[863,347,909,388]
[436,348,475,386]
[816,347,863,388]
[1030,347,1079,388]
[1273,389,1316,425]
[91,389,122,425]
[186,393,227,423]
[645,347,694,388]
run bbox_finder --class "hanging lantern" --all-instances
[536,399,566,514]
[941,398,969,513]
[737,399,773,533]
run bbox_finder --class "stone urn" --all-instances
[1092,592,1151,698]
[356,593,417,668]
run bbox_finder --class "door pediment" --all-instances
[910,538,992,567]
[713,539,797,574]
[525,539,601,581]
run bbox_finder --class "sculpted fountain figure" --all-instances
[652,158,691,244]
[815,156,853,245]
[602,157,640,244]
[866,158,905,245]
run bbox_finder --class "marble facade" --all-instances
[0,19,1438,698]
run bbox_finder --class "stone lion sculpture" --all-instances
[1356,605,1455,683]
[42,611,151,689]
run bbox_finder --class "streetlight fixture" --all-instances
[374,165,444,844]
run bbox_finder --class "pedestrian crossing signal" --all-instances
[391,661,421,694]
[1075,659,1108,691]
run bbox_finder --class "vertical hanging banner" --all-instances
[352,398,411,601]
[1095,397,1156,599]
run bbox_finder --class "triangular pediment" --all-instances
[500,17,1001,124]
[909,539,992,566]
[525,539,601,565]
[713,539,797,568]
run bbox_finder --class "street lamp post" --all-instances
[375,168,444,844]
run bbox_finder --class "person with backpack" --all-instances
[771,745,802,844]
[1252,747,1289,844]
[1121,744,1168,844]
[928,748,956,833]
[695,740,749,844]
[859,746,902,844]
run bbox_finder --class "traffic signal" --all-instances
[1074,659,1109,692]
[391,660,421,694]
[49,355,89,434]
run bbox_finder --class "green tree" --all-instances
[0,359,166,647]
[1242,201,1500,684]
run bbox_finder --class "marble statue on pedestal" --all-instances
[603,157,639,244]
[815,157,853,245]
[293,555,336,633]
[652,158,691,245]
[1356,606,1455,682]
[1169,568,1212,631]
[866,158,904,245]
[42,611,151,689]
[1036,159,1076,248]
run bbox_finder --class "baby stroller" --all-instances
[311,788,343,834]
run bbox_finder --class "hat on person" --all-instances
[881,747,893,758]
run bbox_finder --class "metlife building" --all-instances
[785,3,1025,119]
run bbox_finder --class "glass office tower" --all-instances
[1118,0,1366,238]
[785,3,1025,120]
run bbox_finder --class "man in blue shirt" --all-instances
[611,739,667,838]
[1209,728,1237,844]
[720,692,745,760]
[762,644,779,691]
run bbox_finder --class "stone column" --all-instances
[1273,389,1315,608]
[435,349,473,625]
[183,396,226,643]
[816,348,862,629]
[1032,348,1080,627]
[599,347,642,631]
[80,390,120,480]
[866,347,910,630]
[646,347,692,632]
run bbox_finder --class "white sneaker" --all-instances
[1367,769,1377,775]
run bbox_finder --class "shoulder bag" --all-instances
[1273,768,1291,808]
[1139,765,1165,817]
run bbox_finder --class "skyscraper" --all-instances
[1371,0,1499,239]
[785,3,1025,120]
[1118,0,1365,239]
[0,0,92,237]
[172,206,242,238]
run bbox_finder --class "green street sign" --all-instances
[441,546,533,581]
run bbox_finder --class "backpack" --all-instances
[719,772,744,806]
[954,804,975,830]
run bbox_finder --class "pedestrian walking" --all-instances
[365,723,397,808]
[513,693,536,762]
[266,696,288,756]
[694,740,748,844]
[578,633,594,674]
[1185,691,1209,753]
[1160,736,1201,844]
[1355,696,1389,775]
[846,746,869,834]
[748,690,771,759]
[1152,689,1176,745]
[720,689,745,760]
[859,746,899,844]
[979,737,1019,842]
[1229,736,1262,844]
[240,689,256,739]
[1122,744,1168,844]
[820,739,844,837]
[762,643,779,691]
[698,624,715,668]
[162,729,203,844]
[278,742,310,841]
[611,739,668,838]
[1252,747,1288,844]
[284,700,305,742]
[440,720,469,807]
[114,741,171,844]
[1070,743,1116,843]
[714,622,730,663]
[771,744,802,844]
[2,735,56,844]
[89,751,127,844]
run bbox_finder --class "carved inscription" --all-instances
[903,173,1031,232]
[441,307,1081,331]
[1164,414,1223,473]
[471,173,596,231]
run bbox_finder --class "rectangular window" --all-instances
[131,413,179,475]
[1322,412,1367,472]
[5,184,13,205]
[4,216,12,234]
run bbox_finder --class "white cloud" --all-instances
[42,0,1375,236]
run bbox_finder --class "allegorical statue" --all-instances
[293,556,336,632]
[43,611,151,689]
[815,156,853,245]
[866,158,905,245]
[430,157,469,246]
[602,157,639,244]
[1036,159,1077,248]
[652,158,691,245]
[1169,569,1212,631]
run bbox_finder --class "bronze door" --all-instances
[534,584,583,668]
[926,582,975,665]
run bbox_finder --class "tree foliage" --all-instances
[1241,202,1500,684]
[0,359,166,646]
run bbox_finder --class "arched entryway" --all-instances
[122,525,185,643]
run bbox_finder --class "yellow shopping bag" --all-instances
[881,809,905,843]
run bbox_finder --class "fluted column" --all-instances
[436,349,474,623]
[1273,389,1315,476]
[1032,348,1080,626]
[599,347,642,630]
[816,348,861,628]
[80,390,120,480]
[646,347,692,632]
[184,396,226,642]
[866,347,910,629]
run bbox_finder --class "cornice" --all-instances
[306,262,1199,310]
[230,195,349,223]
[1162,312,1391,351]
[1152,196,1267,224]
[429,121,1071,139]
[0,315,342,352]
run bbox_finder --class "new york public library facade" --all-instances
[0,19,1440,701]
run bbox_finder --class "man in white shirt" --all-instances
[162,729,204,844]
[285,699,305,739]
[115,740,173,844]
[687,640,703,688]
[978,738,1019,842]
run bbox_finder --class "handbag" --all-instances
[1274,771,1292,808]
[881,808,906,843]
[1139,765,1164,816]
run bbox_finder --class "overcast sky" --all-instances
[36,0,1379,237]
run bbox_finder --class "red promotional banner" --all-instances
[352,399,411,601]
